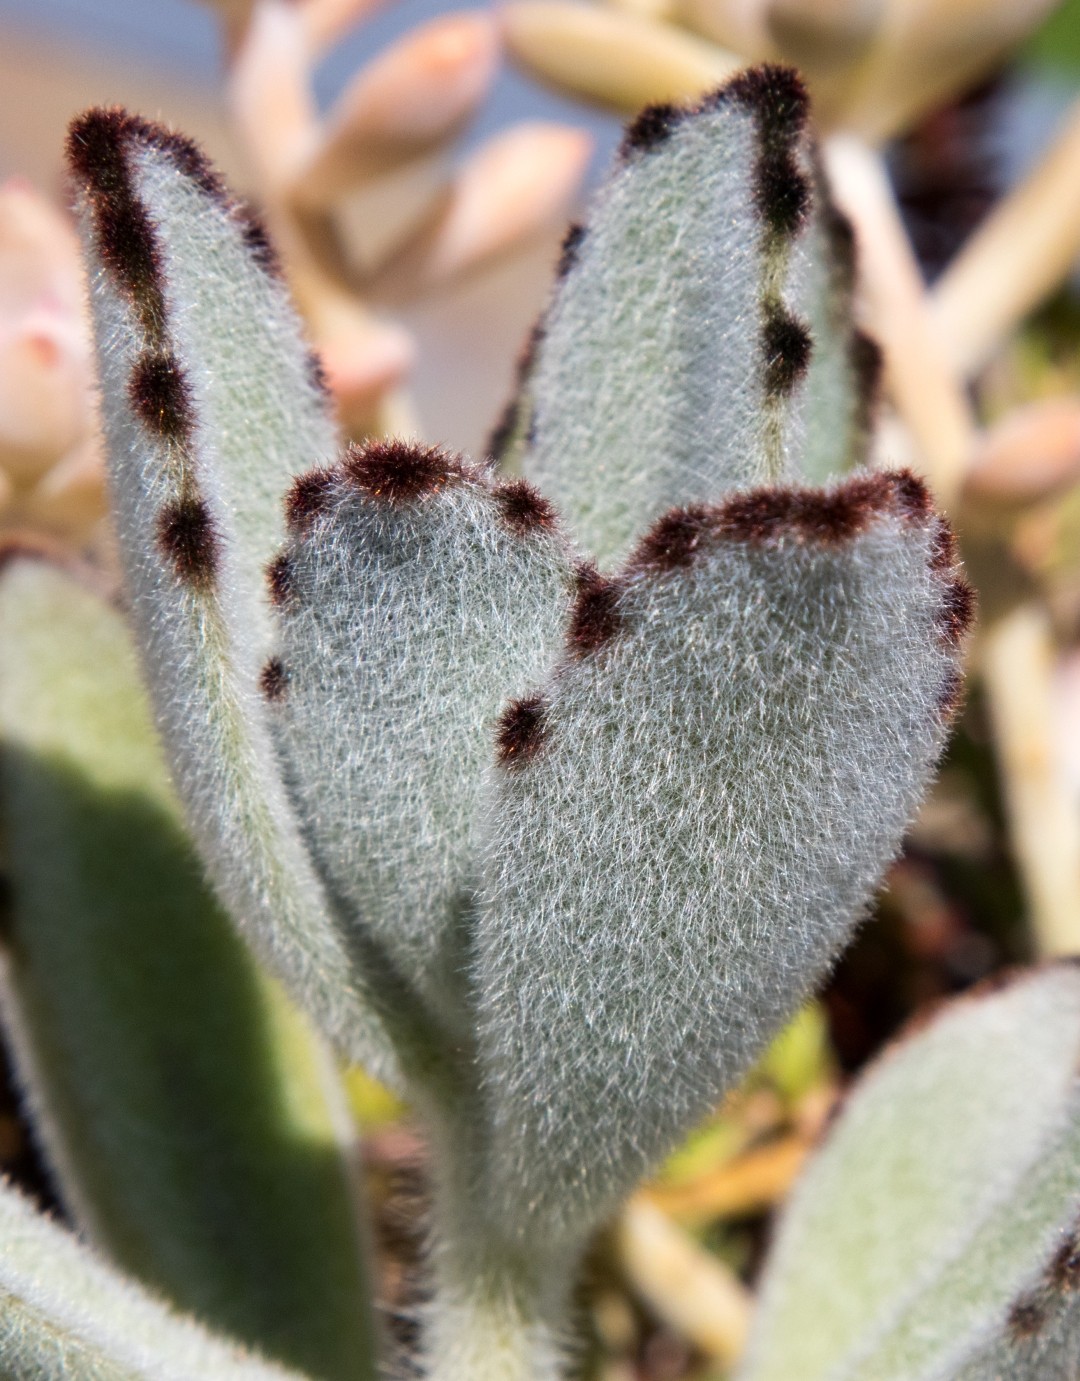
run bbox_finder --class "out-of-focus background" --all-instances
[0,0,622,453]
[10,1,1080,1375]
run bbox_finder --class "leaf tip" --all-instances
[343,439,471,504]
[720,64,812,239]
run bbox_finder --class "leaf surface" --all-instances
[740,966,1080,1381]
[0,556,377,1381]
[472,471,971,1246]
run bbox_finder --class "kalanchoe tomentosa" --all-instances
[0,63,981,1381]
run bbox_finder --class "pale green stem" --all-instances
[418,1098,581,1381]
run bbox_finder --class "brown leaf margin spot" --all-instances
[567,563,624,658]
[156,495,219,589]
[496,694,549,768]
[342,440,478,504]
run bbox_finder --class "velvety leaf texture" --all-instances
[265,443,577,1026]
[66,108,398,1079]
[740,966,1080,1381]
[471,469,971,1246]
[510,67,879,564]
[0,556,376,1381]
[0,1178,307,1381]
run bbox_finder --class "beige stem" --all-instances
[930,98,1080,381]
[824,135,976,507]
[982,603,1080,958]
[616,1197,752,1369]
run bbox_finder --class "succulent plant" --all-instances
[12,60,1067,1381]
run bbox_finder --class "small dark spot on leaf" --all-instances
[343,440,472,503]
[629,505,713,572]
[1008,1294,1048,1341]
[497,694,548,767]
[568,564,623,656]
[762,305,812,396]
[286,467,337,531]
[556,222,587,278]
[156,495,218,588]
[936,577,976,647]
[305,349,330,398]
[234,201,282,277]
[493,479,558,536]
[719,471,905,544]
[128,351,193,441]
[1049,1232,1080,1292]
[266,552,294,606]
[620,102,684,156]
[260,657,288,701]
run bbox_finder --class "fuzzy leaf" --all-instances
[265,442,577,1025]
[739,966,1080,1381]
[507,66,880,564]
[66,109,398,1077]
[0,556,376,1381]
[0,1177,309,1381]
[471,471,972,1246]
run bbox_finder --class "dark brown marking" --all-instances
[156,495,218,588]
[620,102,683,156]
[556,222,587,279]
[493,479,558,536]
[496,694,549,767]
[1008,1294,1048,1341]
[285,467,337,532]
[128,351,193,441]
[850,330,884,434]
[762,305,812,396]
[626,470,931,567]
[66,111,164,324]
[628,505,714,573]
[266,552,294,607]
[822,194,857,298]
[929,518,958,573]
[936,578,976,648]
[233,201,282,277]
[882,468,931,524]
[144,123,227,203]
[486,398,522,463]
[719,65,811,239]
[517,318,545,383]
[1049,1232,1080,1291]
[305,349,330,398]
[343,440,472,504]
[568,564,623,656]
[260,657,288,702]
[936,667,965,721]
[719,478,886,543]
